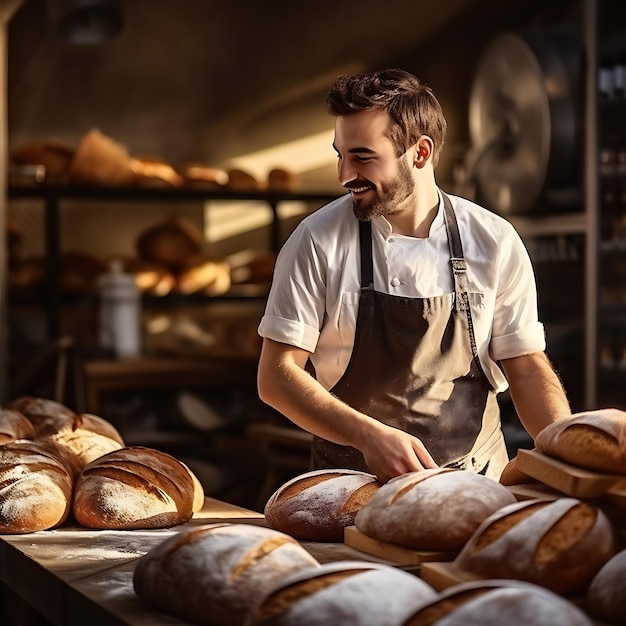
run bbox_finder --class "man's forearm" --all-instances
[501,352,572,440]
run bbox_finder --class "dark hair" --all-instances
[327,68,447,167]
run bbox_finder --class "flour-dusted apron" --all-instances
[310,193,508,479]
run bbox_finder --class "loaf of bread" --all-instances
[10,138,75,180]
[133,523,320,626]
[246,560,437,626]
[587,548,626,623]
[129,156,184,188]
[535,409,626,474]
[0,440,73,533]
[8,396,75,425]
[455,497,616,595]
[176,257,231,296]
[264,469,382,542]
[226,168,259,190]
[354,468,516,551]
[0,407,35,444]
[66,128,136,186]
[37,412,125,477]
[72,446,195,529]
[267,168,297,191]
[136,216,205,270]
[180,164,228,188]
[399,579,593,626]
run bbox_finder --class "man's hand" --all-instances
[358,423,438,483]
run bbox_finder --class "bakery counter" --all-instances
[0,497,387,626]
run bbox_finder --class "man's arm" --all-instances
[257,337,437,482]
[500,351,571,439]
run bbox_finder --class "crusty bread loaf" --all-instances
[129,156,184,188]
[226,168,259,190]
[0,407,35,444]
[8,396,75,426]
[175,257,231,296]
[0,440,73,533]
[133,523,320,626]
[400,579,592,626]
[66,128,136,186]
[180,163,228,188]
[37,412,125,478]
[264,469,382,542]
[354,468,516,551]
[246,560,436,626]
[535,409,626,474]
[136,216,205,270]
[267,168,297,191]
[180,461,205,513]
[73,446,195,529]
[455,497,616,595]
[587,547,626,623]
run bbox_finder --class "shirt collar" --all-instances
[372,188,445,240]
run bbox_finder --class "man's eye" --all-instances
[355,156,372,163]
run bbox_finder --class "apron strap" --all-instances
[358,219,374,290]
[441,191,491,386]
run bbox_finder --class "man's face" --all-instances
[333,110,415,221]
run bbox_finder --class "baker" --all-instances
[257,68,571,483]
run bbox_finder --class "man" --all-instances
[257,68,571,483]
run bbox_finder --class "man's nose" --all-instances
[338,160,357,187]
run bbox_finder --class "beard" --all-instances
[351,158,415,222]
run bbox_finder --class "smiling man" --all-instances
[256,68,571,483]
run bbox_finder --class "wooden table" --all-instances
[0,498,385,626]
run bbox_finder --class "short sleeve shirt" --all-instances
[258,191,546,393]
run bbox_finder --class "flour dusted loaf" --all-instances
[354,468,516,551]
[587,548,626,623]
[455,497,616,595]
[246,560,437,626]
[535,408,626,473]
[0,440,73,533]
[73,446,195,529]
[264,469,382,542]
[133,523,320,626]
[400,579,592,626]
[0,407,35,444]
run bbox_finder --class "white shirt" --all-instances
[258,191,546,393]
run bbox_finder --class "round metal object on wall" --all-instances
[469,31,581,215]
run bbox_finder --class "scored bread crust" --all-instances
[587,548,626,622]
[455,497,616,595]
[354,468,517,551]
[133,523,320,626]
[247,560,437,626]
[0,440,73,533]
[535,409,626,473]
[0,407,36,444]
[264,469,381,542]
[73,446,195,529]
[401,579,593,626]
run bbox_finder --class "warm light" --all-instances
[226,129,336,179]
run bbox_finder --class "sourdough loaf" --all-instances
[0,407,35,444]
[264,469,382,542]
[133,523,320,626]
[535,409,626,473]
[246,560,436,626]
[587,547,626,623]
[354,468,516,551]
[8,396,75,425]
[400,579,592,626]
[455,497,616,595]
[0,440,73,533]
[73,446,195,529]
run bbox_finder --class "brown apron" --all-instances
[310,192,507,477]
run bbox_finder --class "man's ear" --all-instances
[413,135,434,168]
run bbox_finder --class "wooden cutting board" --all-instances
[343,526,457,565]
[419,561,483,591]
[515,449,626,498]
